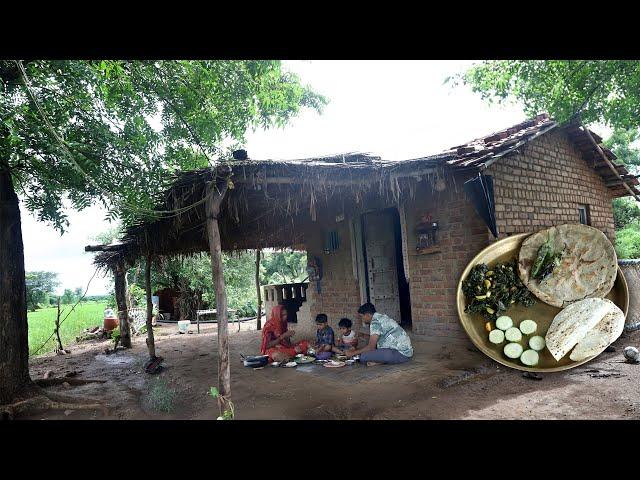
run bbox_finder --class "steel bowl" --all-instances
[456,232,629,373]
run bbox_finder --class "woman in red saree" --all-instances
[261,305,309,362]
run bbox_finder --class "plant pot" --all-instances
[103,316,119,332]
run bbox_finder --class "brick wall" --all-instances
[403,179,491,341]
[486,129,616,242]
[304,218,362,335]
[296,128,616,344]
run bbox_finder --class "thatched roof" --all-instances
[87,114,639,269]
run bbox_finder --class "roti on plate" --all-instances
[569,302,625,362]
[518,224,617,308]
[545,298,624,362]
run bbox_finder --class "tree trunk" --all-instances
[0,168,32,404]
[256,249,262,331]
[113,261,131,348]
[145,254,156,359]
[205,166,232,415]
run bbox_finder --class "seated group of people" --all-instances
[260,302,414,366]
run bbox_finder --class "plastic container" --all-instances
[178,320,190,334]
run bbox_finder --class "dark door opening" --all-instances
[361,207,412,328]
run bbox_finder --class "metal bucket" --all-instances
[618,260,640,332]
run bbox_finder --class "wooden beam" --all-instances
[595,163,627,173]
[205,166,232,417]
[113,261,131,348]
[145,254,156,359]
[581,121,640,201]
[605,178,640,188]
[255,249,262,331]
[231,166,439,187]
[85,243,127,252]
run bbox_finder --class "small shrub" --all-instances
[146,378,176,413]
[110,327,121,343]
[616,223,640,259]
[235,300,257,318]
[210,387,234,420]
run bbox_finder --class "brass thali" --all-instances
[456,233,629,373]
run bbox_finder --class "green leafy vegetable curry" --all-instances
[462,260,535,321]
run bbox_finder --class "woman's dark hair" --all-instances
[315,313,328,324]
[357,303,376,315]
[338,318,352,328]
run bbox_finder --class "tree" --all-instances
[0,60,325,411]
[60,289,74,305]
[604,128,640,230]
[613,197,640,230]
[25,271,59,311]
[458,60,640,129]
[260,250,307,285]
[140,251,259,319]
[603,128,640,174]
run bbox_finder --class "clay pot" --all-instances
[103,316,119,332]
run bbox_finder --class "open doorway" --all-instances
[360,207,412,328]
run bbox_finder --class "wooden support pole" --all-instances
[205,166,232,416]
[145,254,156,359]
[256,249,262,331]
[113,261,131,348]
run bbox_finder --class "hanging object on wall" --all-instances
[416,213,441,255]
[324,230,340,254]
[398,204,410,282]
[306,257,323,294]
[463,173,498,238]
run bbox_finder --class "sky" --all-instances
[21,60,529,296]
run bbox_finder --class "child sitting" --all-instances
[333,317,358,353]
[313,314,335,357]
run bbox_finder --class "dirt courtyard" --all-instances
[22,321,640,420]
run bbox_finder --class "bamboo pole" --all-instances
[256,249,262,331]
[580,121,640,202]
[205,166,232,416]
[145,254,156,359]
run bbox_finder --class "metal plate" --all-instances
[456,233,629,372]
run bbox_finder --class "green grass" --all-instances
[28,301,108,357]
[144,378,176,413]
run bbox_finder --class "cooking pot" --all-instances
[242,355,269,368]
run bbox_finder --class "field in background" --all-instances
[28,301,107,356]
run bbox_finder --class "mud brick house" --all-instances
[90,114,639,343]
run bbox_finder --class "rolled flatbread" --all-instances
[569,301,625,362]
[518,224,617,308]
[545,298,613,361]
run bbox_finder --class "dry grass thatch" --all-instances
[92,152,454,269]
[90,115,639,270]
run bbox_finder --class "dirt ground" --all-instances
[21,321,640,420]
